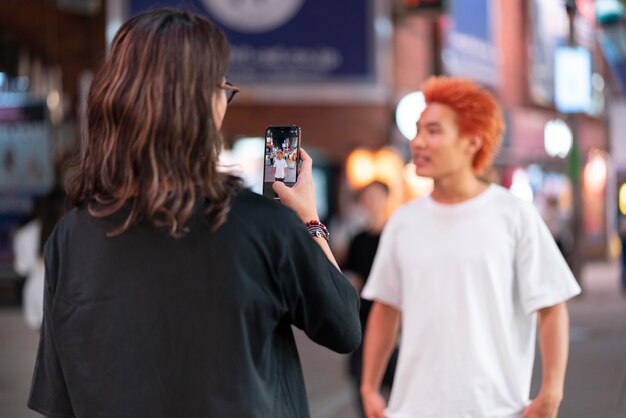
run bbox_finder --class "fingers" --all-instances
[298,147,313,175]
[272,181,288,196]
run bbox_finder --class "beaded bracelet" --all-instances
[305,220,330,242]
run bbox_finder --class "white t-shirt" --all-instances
[12,219,45,330]
[274,158,287,179]
[362,184,581,418]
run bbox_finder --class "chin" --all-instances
[414,166,434,179]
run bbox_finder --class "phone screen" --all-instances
[263,125,301,199]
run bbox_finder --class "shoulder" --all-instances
[484,184,546,237]
[484,184,536,216]
[229,189,302,227]
[47,208,81,244]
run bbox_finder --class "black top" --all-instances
[344,231,380,327]
[28,189,361,418]
[344,231,380,283]
[343,231,397,386]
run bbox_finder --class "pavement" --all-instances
[1,261,625,418]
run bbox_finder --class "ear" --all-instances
[466,135,484,156]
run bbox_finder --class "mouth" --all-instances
[413,155,430,167]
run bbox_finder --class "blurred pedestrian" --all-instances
[541,195,571,256]
[360,76,581,418]
[343,181,398,417]
[28,9,360,418]
[12,189,67,330]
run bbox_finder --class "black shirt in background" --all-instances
[28,189,361,418]
[344,231,380,328]
[344,231,397,387]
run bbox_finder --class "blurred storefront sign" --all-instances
[440,0,499,86]
[124,0,391,102]
[554,46,592,113]
[0,93,54,271]
[0,95,54,194]
[527,0,596,107]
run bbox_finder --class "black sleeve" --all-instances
[28,233,75,417]
[277,214,362,354]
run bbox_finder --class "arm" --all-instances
[523,302,569,418]
[346,272,365,292]
[273,148,339,270]
[360,301,401,418]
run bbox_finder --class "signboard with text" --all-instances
[441,0,499,86]
[129,0,376,85]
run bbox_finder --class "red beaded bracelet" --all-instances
[305,220,330,242]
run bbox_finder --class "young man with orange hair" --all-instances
[360,77,580,418]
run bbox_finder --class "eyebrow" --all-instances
[416,121,442,129]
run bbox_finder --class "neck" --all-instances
[368,214,386,234]
[431,170,487,204]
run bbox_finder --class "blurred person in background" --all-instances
[343,181,398,418]
[360,76,581,418]
[12,189,67,330]
[541,195,571,256]
[28,8,360,418]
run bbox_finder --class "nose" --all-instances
[411,130,425,149]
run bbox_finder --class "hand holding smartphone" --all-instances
[263,125,301,200]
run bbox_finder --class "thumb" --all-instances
[272,181,290,199]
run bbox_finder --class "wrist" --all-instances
[537,388,563,404]
[305,219,330,242]
[360,383,379,395]
[300,212,319,223]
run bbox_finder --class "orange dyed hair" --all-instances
[422,76,504,174]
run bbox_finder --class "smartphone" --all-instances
[263,125,301,200]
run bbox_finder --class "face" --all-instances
[359,184,388,218]
[410,103,479,181]
[212,80,228,130]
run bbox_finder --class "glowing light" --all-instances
[619,183,626,216]
[618,183,626,216]
[47,90,60,110]
[346,149,376,189]
[346,147,405,191]
[395,91,426,140]
[373,148,404,187]
[544,119,573,158]
[583,151,607,194]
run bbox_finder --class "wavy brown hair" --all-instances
[67,8,243,236]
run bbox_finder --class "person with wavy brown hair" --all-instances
[27,8,360,418]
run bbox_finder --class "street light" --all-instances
[544,119,573,159]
